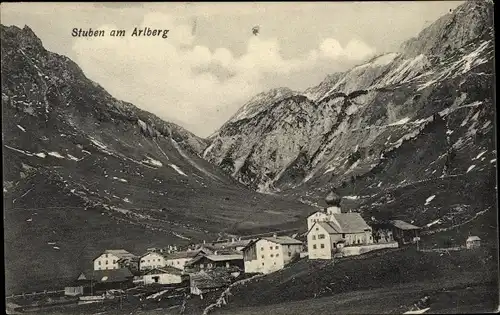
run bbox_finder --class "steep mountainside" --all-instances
[204,1,496,229]
[1,25,314,294]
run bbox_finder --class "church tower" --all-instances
[325,190,342,215]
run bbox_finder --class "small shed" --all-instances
[390,220,420,245]
[189,270,232,297]
[140,267,187,285]
[466,236,481,249]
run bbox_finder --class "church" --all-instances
[307,191,374,260]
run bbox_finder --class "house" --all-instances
[199,238,253,252]
[390,220,420,245]
[139,251,167,270]
[307,213,373,259]
[163,249,208,270]
[242,235,303,274]
[185,253,244,272]
[76,268,134,292]
[93,249,136,271]
[189,270,232,297]
[466,236,481,249]
[137,267,188,285]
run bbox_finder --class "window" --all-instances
[105,260,108,265]
[320,244,325,249]
[313,244,317,249]
[276,253,279,257]
[98,261,101,265]
[274,262,276,265]
[177,261,179,265]
[113,260,116,264]
[275,246,279,249]
[288,252,291,257]
[261,255,264,259]
[315,227,319,231]
[342,233,345,238]
[270,246,273,250]
[270,254,274,257]
[141,260,145,263]
[357,239,361,244]
[318,234,325,239]
[262,262,264,266]
[312,235,316,240]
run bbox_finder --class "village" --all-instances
[7,191,483,314]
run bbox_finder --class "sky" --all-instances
[1,2,462,137]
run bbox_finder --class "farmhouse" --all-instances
[466,235,481,249]
[163,249,209,270]
[139,251,167,270]
[136,267,187,285]
[76,268,134,292]
[242,235,303,274]
[93,249,137,271]
[185,253,244,272]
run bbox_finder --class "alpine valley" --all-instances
[2,0,497,305]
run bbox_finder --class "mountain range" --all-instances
[2,0,497,296]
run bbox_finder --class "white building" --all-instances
[140,267,185,285]
[163,249,208,270]
[139,252,167,270]
[242,236,303,274]
[93,249,136,271]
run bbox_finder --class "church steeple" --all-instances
[325,190,341,207]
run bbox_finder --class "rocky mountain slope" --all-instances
[1,24,314,294]
[204,0,496,229]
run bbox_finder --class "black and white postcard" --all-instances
[2,1,498,314]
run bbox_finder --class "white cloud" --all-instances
[72,12,375,137]
[319,38,376,61]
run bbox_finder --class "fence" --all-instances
[6,289,64,299]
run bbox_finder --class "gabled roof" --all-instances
[467,236,481,241]
[390,220,420,230]
[93,249,136,262]
[187,254,243,266]
[307,213,371,235]
[332,213,371,233]
[243,236,302,251]
[190,270,231,289]
[163,249,203,260]
[78,268,134,283]
[261,236,303,245]
[307,209,327,218]
[141,266,183,276]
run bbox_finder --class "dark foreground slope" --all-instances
[1,24,314,294]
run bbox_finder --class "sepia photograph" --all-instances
[1,1,498,314]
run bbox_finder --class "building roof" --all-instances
[307,213,371,235]
[186,253,243,267]
[190,270,231,289]
[307,209,327,218]
[78,268,134,283]
[332,213,372,233]
[261,236,303,245]
[467,236,481,242]
[142,266,183,276]
[390,220,420,230]
[163,249,203,260]
[93,249,137,262]
[243,236,302,252]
